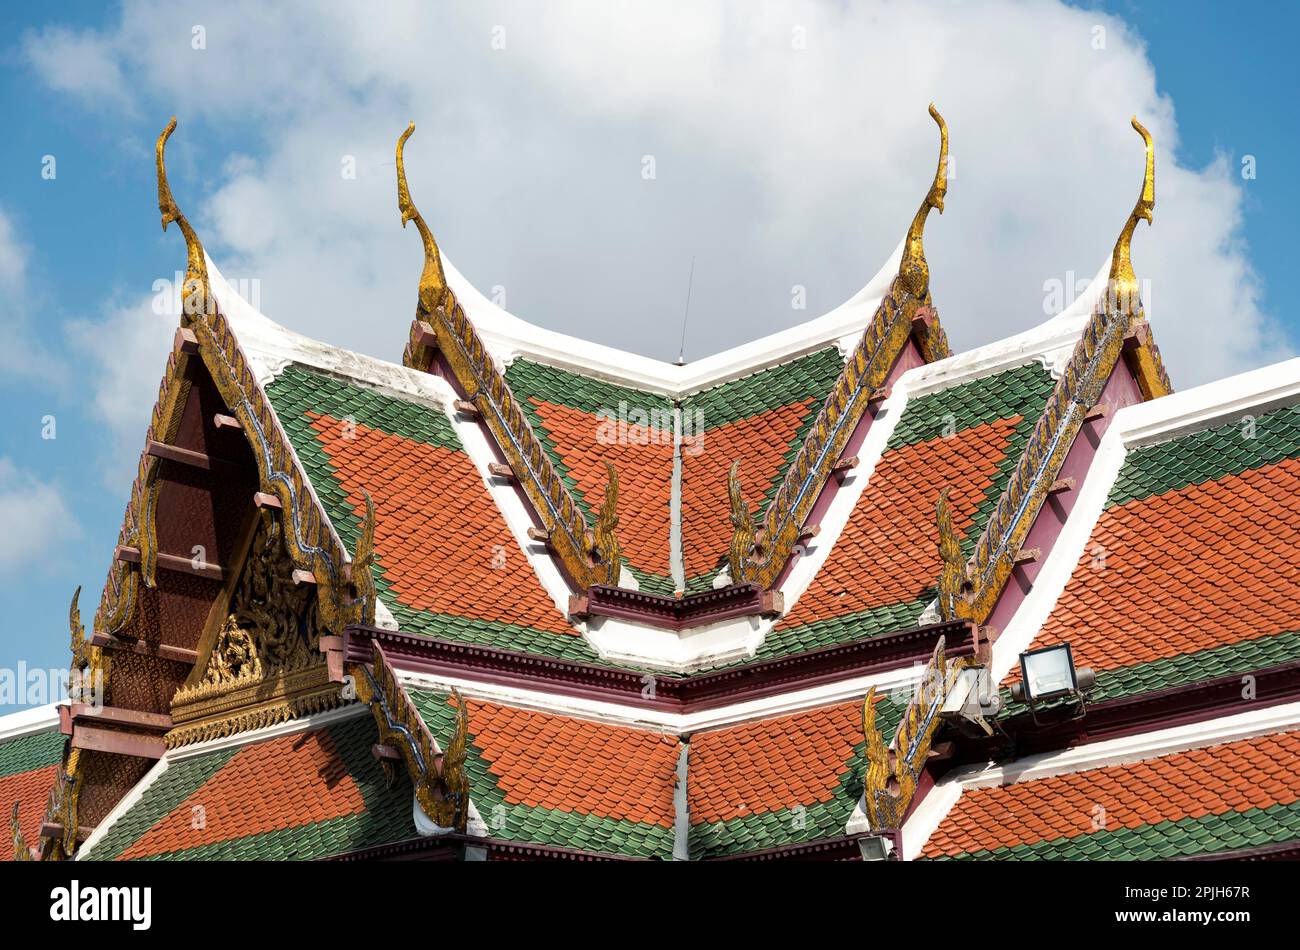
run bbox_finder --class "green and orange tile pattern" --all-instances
[266,365,609,665]
[504,359,677,593]
[760,363,1056,659]
[0,727,63,861]
[1020,400,1300,700]
[504,351,845,594]
[678,348,846,591]
[688,697,903,858]
[924,729,1300,859]
[411,690,680,858]
[84,712,414,860]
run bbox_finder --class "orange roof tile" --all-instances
[923,729,1300,857]
[1031,458,1300,675]
[680,400,816,579]
[462,698,680,826]
[688,701,861,823]
[0,764,58,861]
[120,727,367,860]
[780,418,1022,628]
[309,413,576,636]
[530,400,675,579]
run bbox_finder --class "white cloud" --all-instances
[0,458,81,574]
[68,295,177,486]
[0,209,64,386]
[21,25,133,110]
[23,0,1289,388]
[0,211,27,290]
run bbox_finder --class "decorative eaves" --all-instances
[946,117,1173,625]
[353,642,470,833]
[395,123,622,591]
[729,104,954,591]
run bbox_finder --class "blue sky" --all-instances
[1,0,1296,711]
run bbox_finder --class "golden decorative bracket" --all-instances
[355,642,470,832]
[863,636,968,830]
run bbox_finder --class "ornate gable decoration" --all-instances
[167,510,346,746]
[862,636,968,830]
[354,641,471,832]
[730,105,953,591]
[395,123,622,591]
[947,118,1172,624]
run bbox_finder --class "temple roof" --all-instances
[25,111,1294,864]
[922,721,1300,860]
[1,706,62,862]
[80,709,411,860]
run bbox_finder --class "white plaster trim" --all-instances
[966,700,1300,791]
[1116,354,1300,449]
[583,613,770,673]
[397,663,921,735]
[0,702,61,742]
[447,243,903,398]
[900,701,1300,859]
[440,390,580,629]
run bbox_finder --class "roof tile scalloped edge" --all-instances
[898,700,1300,860]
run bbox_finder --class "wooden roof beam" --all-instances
[88,631,199,665]
[115,544,225,581]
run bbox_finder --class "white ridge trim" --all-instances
[902,701,1300,859]
[0,702,61,743]
[397,664,922,734]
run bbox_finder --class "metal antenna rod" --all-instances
[676,255,696,365]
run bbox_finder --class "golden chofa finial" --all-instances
[1108,116,1155,311]
[900,103,949,298]
[155,117,209,318]
[396,122,448,311]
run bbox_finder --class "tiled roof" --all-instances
[687,698,903,858]
[504,359,677,593]
[763,363,1055,658]
[504,350,845,594]
[266,365,609,664]
[0,728,63,861]
[680,348,845,590]
[1022,401,1300,697]
[411,690,680,858]
[924,729,1300,859]
[84,712,413,860]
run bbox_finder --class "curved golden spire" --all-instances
[156,117,209,317]
[396,122,448,310]
[899,103,949,298]
[1108,116,1155,309]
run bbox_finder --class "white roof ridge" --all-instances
[447,239,905,397]
[206,249,1118,409]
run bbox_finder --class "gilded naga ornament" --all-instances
[593,463,623,583]
[935,489,973,622]
[899,103,949,300]
[1108,117,1155,313]
[156,117,211,320]
[726,105,952,590]
[727,460,756,582]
